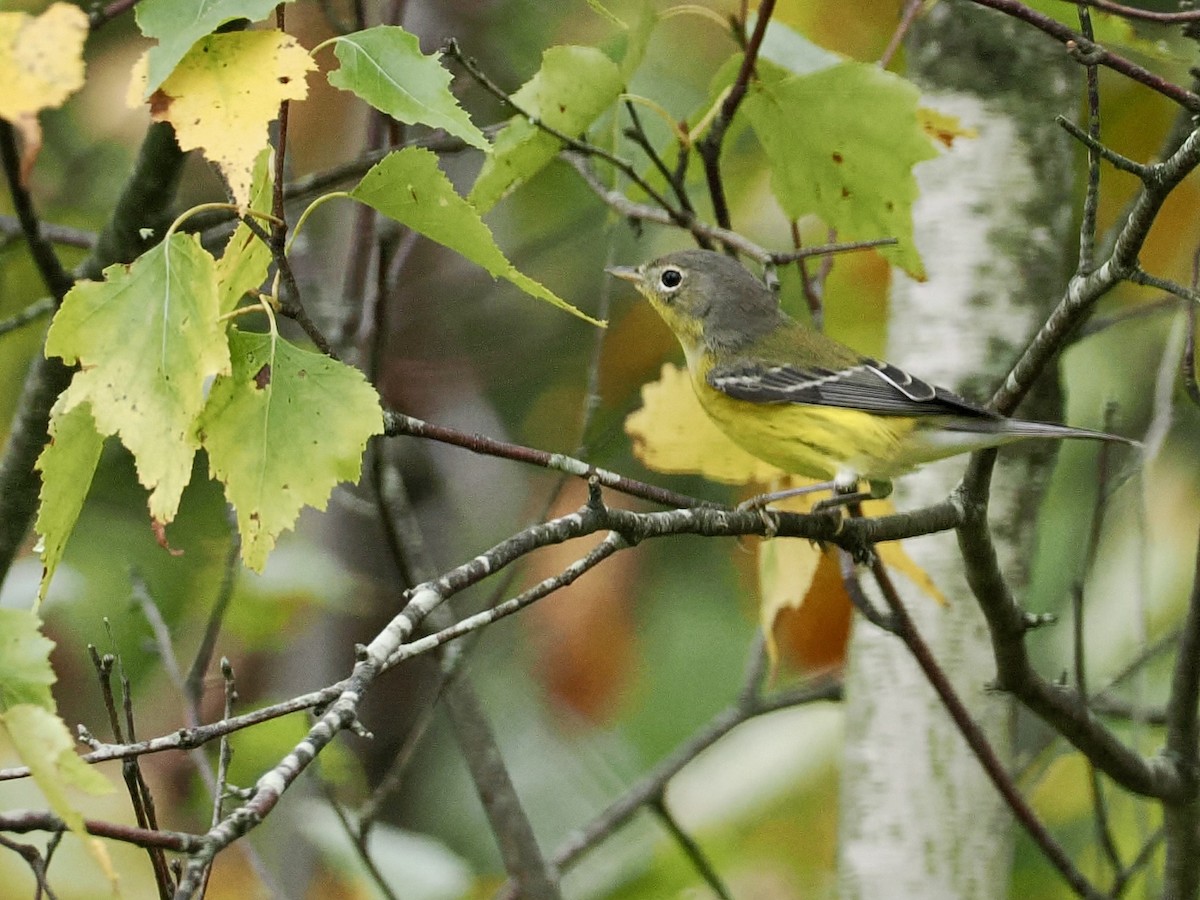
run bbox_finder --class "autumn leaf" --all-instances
[197,328,384,571]
[919,107,977,148]
[45,233,229,523]
[0,3,87,121]
[0,610,116,892]
[351,147,601,326]
[1,706,116,892]
[625,363,782,484]
[134,0,294,97]
[131,30,314,207]
[0,610,57,711]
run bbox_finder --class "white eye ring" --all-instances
[659,267,683,290]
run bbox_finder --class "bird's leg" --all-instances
[735,480,838,512]
[812,476,893,513]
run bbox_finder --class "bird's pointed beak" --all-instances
[605,265,640,284]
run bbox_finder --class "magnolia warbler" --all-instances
[608,249,1135,496]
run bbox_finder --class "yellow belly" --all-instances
[694,381,918,482]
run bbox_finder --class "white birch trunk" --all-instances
[837,7,1076,897]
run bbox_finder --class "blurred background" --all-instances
[2,0,1199,897]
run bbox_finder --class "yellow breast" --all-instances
[692,377,919,482]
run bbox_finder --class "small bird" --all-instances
[608,249,1136,496]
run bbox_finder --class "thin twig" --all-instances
[694,0,777,231]
[184,527,242,711]
[621,100,706,246]
[0,833,60,900]
[0,297,55,338]
[878,0,925,69]
[650,798,732,899]
[1075,3,1101,277]
[0,214,96,250]
[1052,0,1200,23]
[0,121,73,300]
[1074,434,1124,876]
[535,672,842,888]
[110,615,173,899]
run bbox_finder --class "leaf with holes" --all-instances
[130,30,314,207]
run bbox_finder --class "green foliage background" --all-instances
[1,0,1199,897]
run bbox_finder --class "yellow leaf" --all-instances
[143,30,315,207]
[625,363,784,484]
[0,3,87,121]
[758,517,822,667]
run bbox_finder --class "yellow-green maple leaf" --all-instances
[45,233,229,523]
[197,328,383,571]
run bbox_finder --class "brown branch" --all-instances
[0,810,206,853]
[0,121,74,300]
[1052,0,1200,24]
[694,0,777,231]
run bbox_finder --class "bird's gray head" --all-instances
[608,249,784,352]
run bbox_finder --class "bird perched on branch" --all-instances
[608,248,1136,499]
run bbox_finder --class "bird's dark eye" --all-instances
[660,268,683,289]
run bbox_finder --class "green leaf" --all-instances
[216,149,274,315]
[34,401,105,604]
[741,59,936,278]
[134,0,294,98]
[197,328,384,572]
[45,233,230,523]
[327,25,489,151]
[468,45,623,214]
[0,609,56,712]
[351,147,602,326]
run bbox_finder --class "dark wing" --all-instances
[708,358,1001,420]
